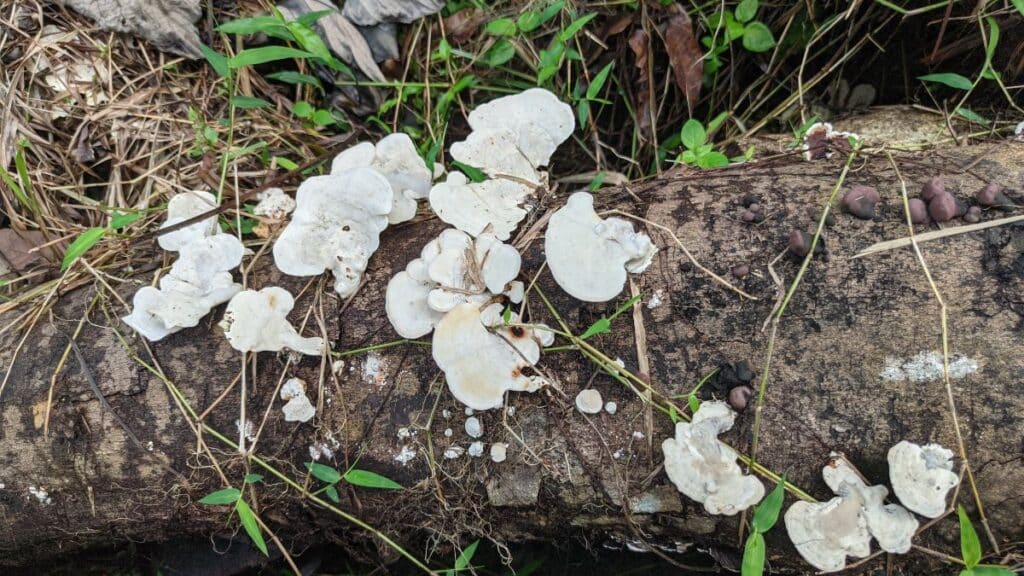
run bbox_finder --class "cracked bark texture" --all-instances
[1,143,1022,572]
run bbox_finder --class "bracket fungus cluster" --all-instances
[545,192,657,302]
[123,191,244,341]
[660,401,765,515]
[330,132,434,224]
[220,287,323,356]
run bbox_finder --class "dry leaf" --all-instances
[60,0,203,58]
[342,0,444,27]
[599,14,633,42]
[0,229,59,272]
[278,0,386,82]
[663,10,703,113]
[444,9,485,44]
[629,28,652,140]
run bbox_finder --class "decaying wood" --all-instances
[1,143,1022,572]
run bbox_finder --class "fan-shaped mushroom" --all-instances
[219,287,324,355]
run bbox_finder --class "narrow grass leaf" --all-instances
[295,9,332,27]
[752,477,786,533]
[687,394,701,414]
[217,16,288,35]
[325,485,340,503]
[199,487,241,505]
[109,212,142,229]
[586,62,615,100]
[955,107,989,126]
[266,70,323,91]
[62,228,106,271]
[557,12,598,43]
[287,21,333,62]
[200,44,230,78]
[918,73,972,90]
[451,160,487,183]
[229,47,316,69]
[519,1,564,32]
[243,473,264,484]
[971,567,1015,576]
[454,540,480,571]
[1013,0,1024,16]
[741,532,766,576]
[230,96,272,109]
[305,461,343,484]
[235,499,268,556]
[343,469,403,490]
[580,317,610,340]
[958,505,982,569]
[983,17,999,65]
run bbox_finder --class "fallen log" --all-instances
[1,142,1022,573]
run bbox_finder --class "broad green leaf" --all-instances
[557,12,598,43]
[306,461,343,484]
[586,62,615,100]
[698,151,730,169]
[588,171,606,191]
[580,317,611,340]
[741,532,766,576]
[451,160,487,183]
[228,46,316,69]
[972,567,1015,576]
[956,107,989,126]
[752,478,786,533]
[742,21,776,53]
[678,149,698,164]
[274,157,299,171]
[200,44,230,78]
[235,499,268,556]
[344,469,403,490]
[735,0,758,23]
[983,17,999,65]
[231,96,272,109]
[199,487,241,505]
[292,101,315,119]
[109,212,142,230]
[484,39,517,67]
[958,505,982,569]
[485,18,517,37]
[62,228,106,271]
[312,109,335,127]
[502,305,512,326]
[266,70,323,91]
[519,1,564,32]
[454,539,480,571]
[680,119,706,150]
[687,394,701,414]
[287,21,332,63]
[918,73,972,90]
[325,485,340,503]
[243,473,264,484]
[960,570,976,576]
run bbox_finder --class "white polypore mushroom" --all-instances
[785,493,872,573]
[330,133,433,224]
[822,457,917,554]
[460,87,575,168]
[219,287,324,355]
[385,229,523,338]
[432,303,548,410]
[273,167,392,297]
[280,378,316,423]
[157,190,219,252]
[887,440,959,518]
[253,187,295,220]
[545,192,657,302]
[660,400,765,515]
[429,173,536,241]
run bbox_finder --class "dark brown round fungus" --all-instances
[788,230,820,257]
[908,198,929,224]
[748,202,762,213]
[928,192,958,222]
[731,264,750,279]
[843,194,877,219]
[728,385,754,411]
[921,176,945,201]
[741,210,756,222]
[742,194,761,208]
[975,182,1011,208]
[964,206,982,224]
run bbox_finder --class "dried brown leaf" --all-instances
[663,11,703,113]
[0,229,59,272]
[629,28,652,140]
[444,9,485,44]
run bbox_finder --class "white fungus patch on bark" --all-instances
[881,351,978,383]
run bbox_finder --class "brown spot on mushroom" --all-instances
[921,176,944,201]
[928,192,958,222]
[509,326,526,338]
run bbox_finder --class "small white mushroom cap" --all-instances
[330,133,433,224]
[220,287,324,355]
[464,416,483,438]
[575,389,603,414]
[429,172,534,241]
[785,495,872,573]
[490,442,508,463]
[468,441,485,457]
[432,303,546,410]
[545,192,657,302]
[253,188,295,220]
[280,378,316,423]
[661,400,765,515]
[887,441,959,518]
[157,190,218,252]
[462,88,575,168]
[822,458,918,554]
[273,168,392,297]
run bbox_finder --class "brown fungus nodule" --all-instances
[975,182,1011,209]
[927,192,958,222]
[920,176,944,201]
[908,198,929,224]
[842,185,880,220]
[787,230,821,258]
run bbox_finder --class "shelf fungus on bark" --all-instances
[385,229,524,338]
[156,190,219,252]
[785,456,918,573]
[660,401,765,516]
[887,441,959,518]
[545,192,657,302]
[432,303,550,411]
[330,132,434,224]
[429,88,574,241]
[273,167,392,297]
[219,287,324,355]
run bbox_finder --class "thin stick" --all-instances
[853,214,1024,258]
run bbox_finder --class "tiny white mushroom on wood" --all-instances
[660,400,764,515]
[887,440,959,518]
[574,389,603,414]
[545,192,657,302]
[280,378,316,423]
[220,287,324,355]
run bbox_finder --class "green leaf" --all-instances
[200,44,230,78]
[735,0,758,23]
[983,17,999,65]
[286,21,333,63]
[960,570,976,576]
[956,107,989,126]
[484,39,517,67]
[451,160,487,183]
[235,499,268,556]
[502,305,512,326]
[687,394,701,414]
[519,1,564,32]
[678,149,698,164]
[325,485,340,503]
[580,317,611,340]
[109,212,142,230]
[275,157,299,171]
[576,100,590,127]
[306,461,343,484]
[588,171,606,191]
[293,101,315,119]
[228,46,316,69]
[918,73,972,90]
[752,478,786,533]
[199,487,241,505]
[243,473,264,484]
[668,404,680,423]
[680,119,706,150]
[697,150,730,168]
[741,532,766,576]
[706,111,729,134]
[294,9,332,27]
[454,540,480,571]
[485,18,517,37]
[586,61,615,100]
[312,109,335,127]
[1012,0,1024,17]
[343,469,403,490]
[62,228,106,271]
[742,21,776,53]
[231,95,272,109]
[217,16,289,36]
[972,567,1016,576]
[959,504,982,569]
[266,71,323,91]
[557,12,598,43]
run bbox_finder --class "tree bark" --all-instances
[2,143,1022,572]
